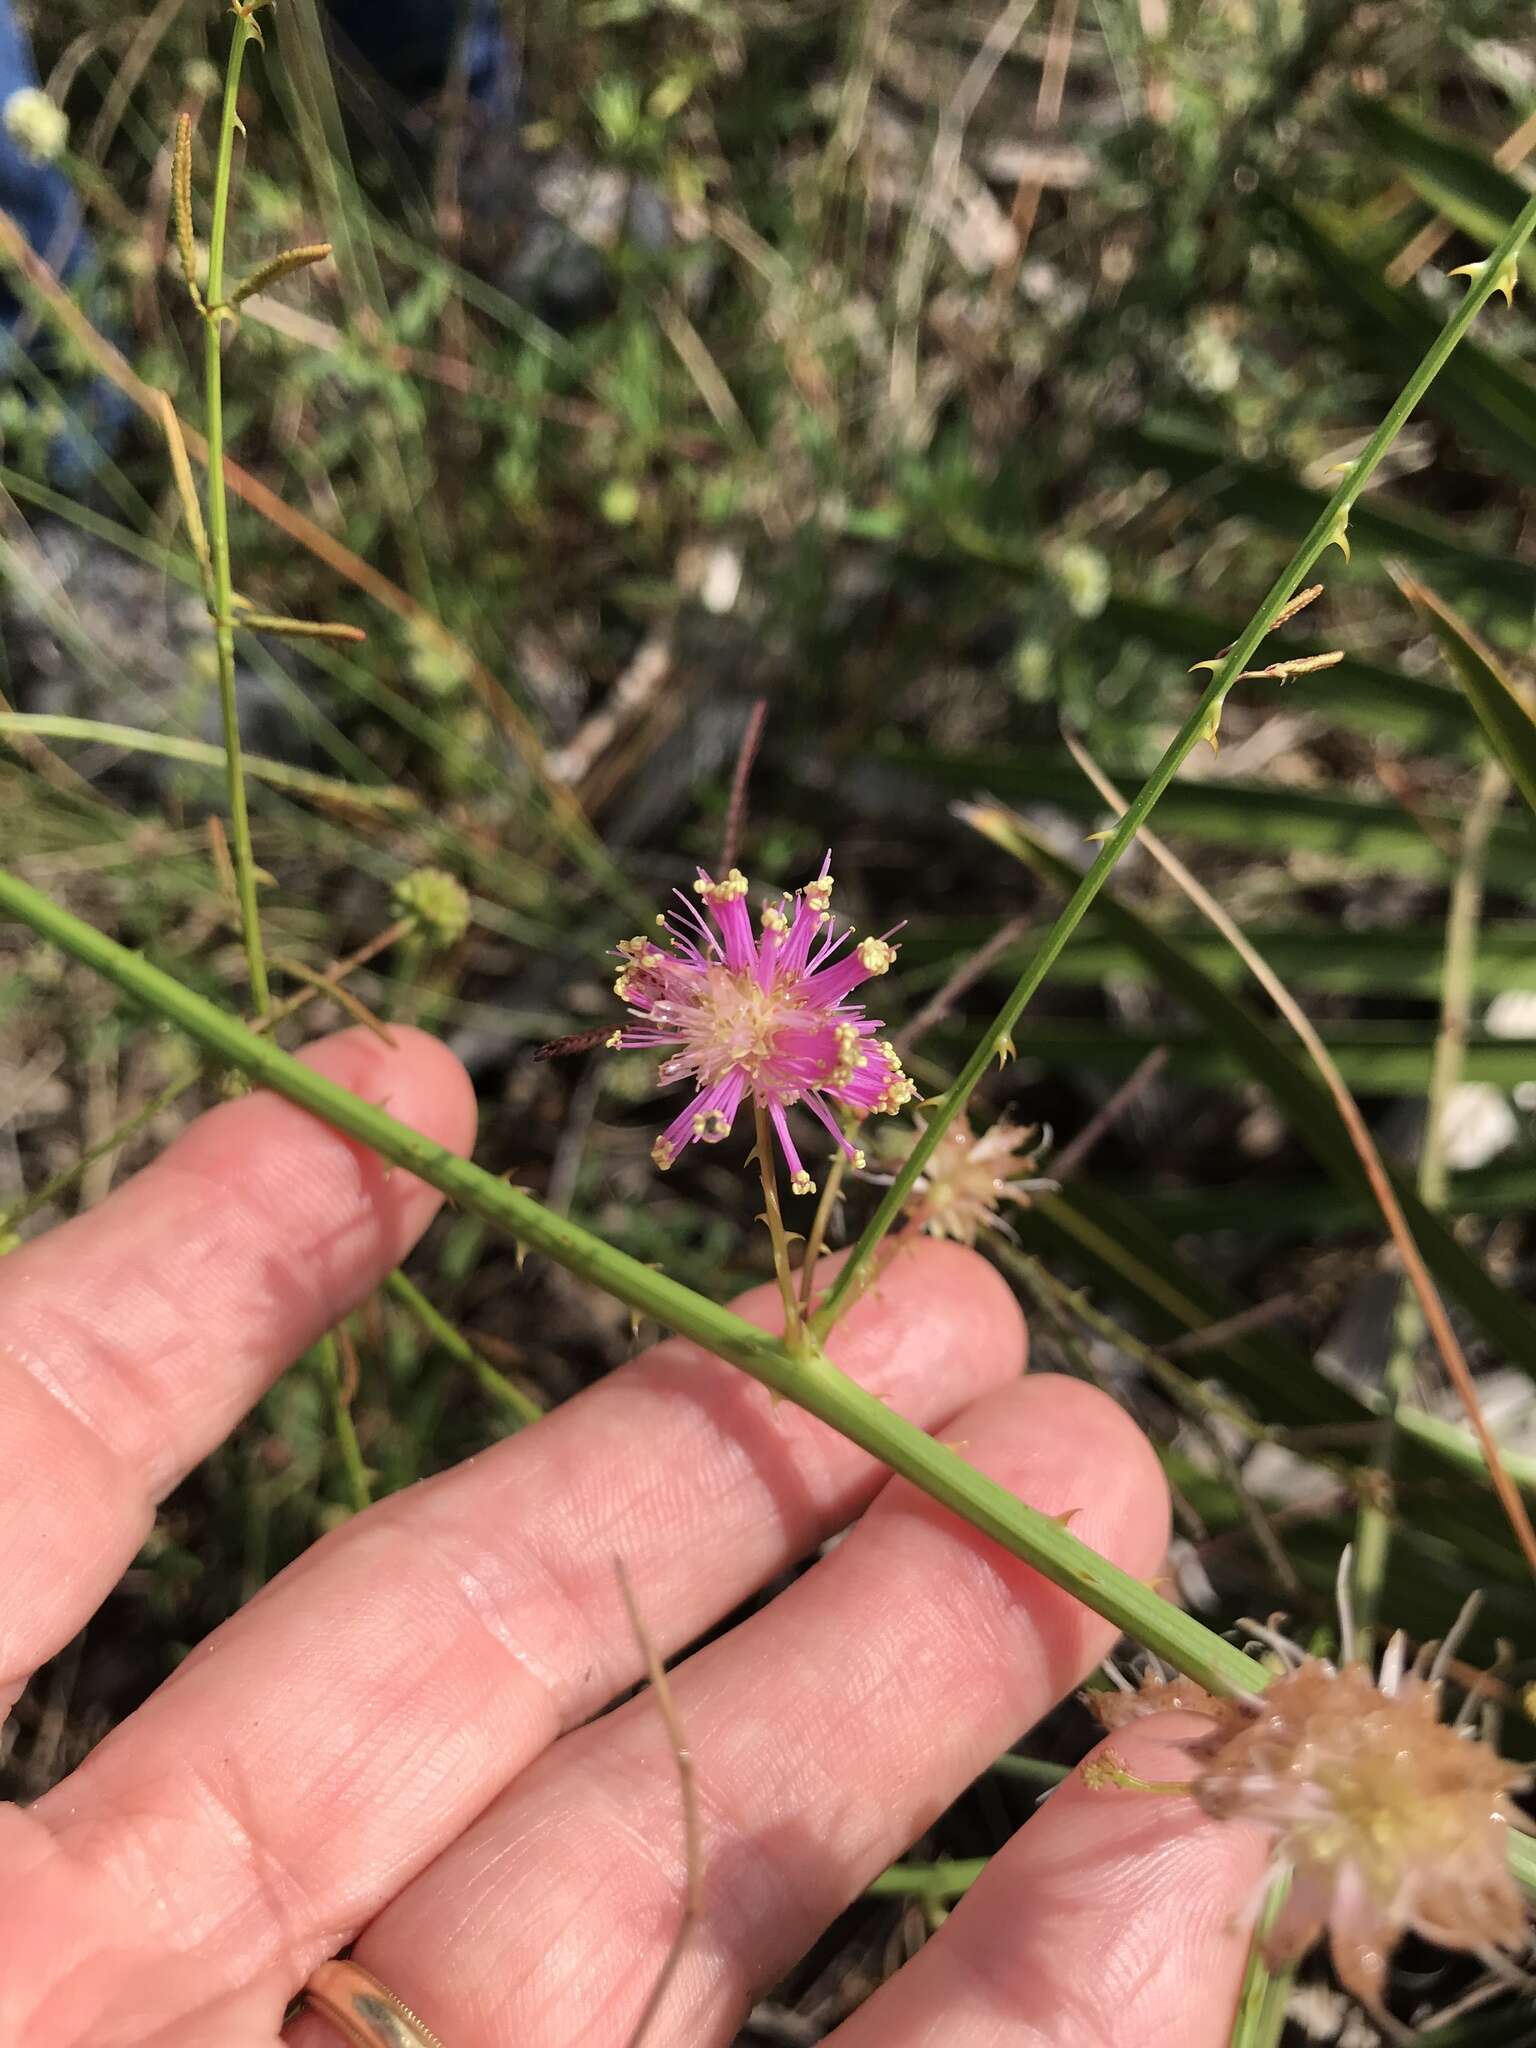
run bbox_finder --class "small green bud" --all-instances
[392,867,472,949]
[1050,541,1111,621]
[403,616,473,698]
[4,87,68,166]
[181,57,222,98]
[600,478,642,526]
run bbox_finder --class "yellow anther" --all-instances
[695,867,749,904]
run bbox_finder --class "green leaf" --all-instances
[887,740,1536,896]
[1394,570,1536,818]
[932,1018,1536,1092]
[1125,418,1536,609]
[1132,1157,1536,1238]
[1098,591,1475,751]
[966,806,1536,1380]
[903,916,1536,1001]
[1352,96,1536,284]
[1278,198,1536,488]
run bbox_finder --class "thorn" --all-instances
[1197,702,1223,753]
[1449,254,1519,308]
[1323,513,1351,563]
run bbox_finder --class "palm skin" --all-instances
[0,1027,1265,2047]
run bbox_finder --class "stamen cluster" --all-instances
[1089,1642,1531,2019]
[610,860,915,1195]
[879,1113,1052,1244]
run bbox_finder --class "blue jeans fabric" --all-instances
[0,0,510,478]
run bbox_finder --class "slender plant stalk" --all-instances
[0,917,409,1233]
[315,1332,371,1512]
[1352,759,1510,1647]
[800,1135,857,1315]
[1228,1875,1295,2048]
[0,713,419,812]
[988,1751,1068,1786]
[811,186,1536,1337]
[754,1098,804,1345]
[385,1269,542,1428]
[5,860,1536,1907]
[866,1859,988,1900]
[0,205,637,911]
[0,860,1263,1696]
[201,4,270,1013]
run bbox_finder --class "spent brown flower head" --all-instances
[1193,1655,1529,2013]
[877,1113,1052,1245]
[1087,1638,1532,2024]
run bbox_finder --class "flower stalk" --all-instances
[754,1098,804,1347]
[812,182,1536,1337]
[5,859,1536,1922]
[197,1,270,1013]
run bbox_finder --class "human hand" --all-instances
[1,1026,1266,2047]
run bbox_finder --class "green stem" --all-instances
[754,1098,804,1346]
[385,1269,542,1428]
[866,1858,988,1900]
[988,1751,1069,1786]
[0,859,1261,1698]
[812,186,1536,1337]
[6,858,1536,1908]
[0,714,418,813]
[1228,1874,1295,2048]
[203,6,269,1014]
[314,1333,371,1513]
[1351,759,1508,1651]
[0,918,411,1234]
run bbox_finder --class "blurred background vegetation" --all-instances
[2,1,1535,2039]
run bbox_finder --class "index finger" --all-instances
[0,1024,477,1709]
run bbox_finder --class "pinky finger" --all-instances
[826,1717,1271,2048]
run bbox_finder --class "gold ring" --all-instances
[303,1959,446,2048]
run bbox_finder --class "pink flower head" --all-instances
[609,858,915,1195]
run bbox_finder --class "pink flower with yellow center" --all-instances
[609,859,915,1195]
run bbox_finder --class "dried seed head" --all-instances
[1191,1656,1531,2015]
[878,1113,1053,1245]
[1085,1669,1246,1736]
